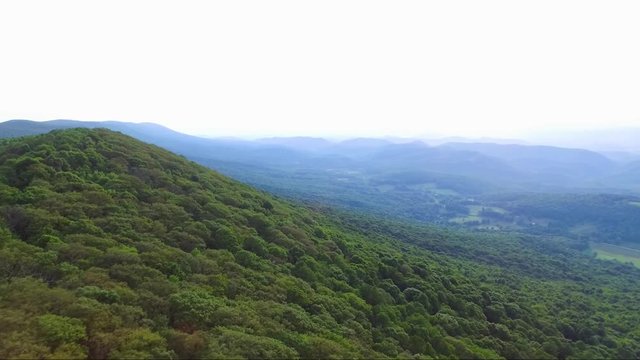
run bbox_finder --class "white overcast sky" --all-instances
[1,0,639,138]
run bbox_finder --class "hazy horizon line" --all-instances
[4,118,640,143]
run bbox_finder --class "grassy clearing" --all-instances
[407,183,459,196]
[450,215,482,224]
[430,188,459,196]
[375,185,395,193]
[449,205,509,225]
[592,243,640,268]
[468,205,508,215]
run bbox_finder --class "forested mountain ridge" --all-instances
[3,120,640,242]
[0,129,639,359]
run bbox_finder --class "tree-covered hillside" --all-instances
[0,129,639,359]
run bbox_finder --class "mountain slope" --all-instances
[0,119,187,140]
[367,142,523,182]
[0,129,639,359]
[440,142,616,186]
[0,119,321,167]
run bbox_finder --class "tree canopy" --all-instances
[0,129,638,359]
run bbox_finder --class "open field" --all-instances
[449,205,510,225]
[450,215,482,224]
[450,206,502,222]
[592,243,640,268]
[468,205,508,215]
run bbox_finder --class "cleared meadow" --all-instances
[592,243,640,268]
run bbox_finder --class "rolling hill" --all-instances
[440,142,616,185]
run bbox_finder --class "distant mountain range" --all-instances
[530,127,640,153]
[1,119,639,195]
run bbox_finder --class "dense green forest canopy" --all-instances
[0,129,639,359]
